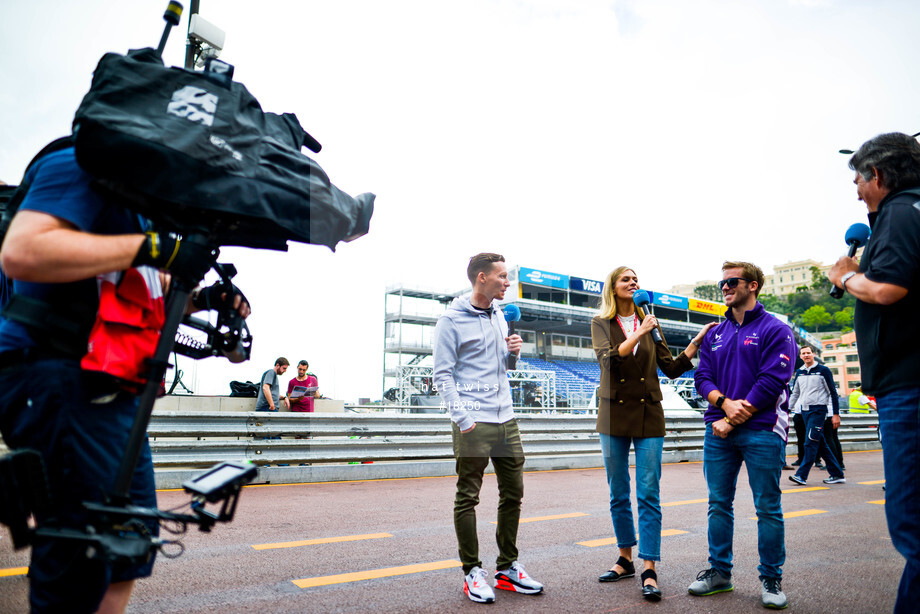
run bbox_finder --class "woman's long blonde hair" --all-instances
[597,266,647,321]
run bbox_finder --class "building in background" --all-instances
[665,280,719,299]
[760,259,830,296]
[820,330,860,396]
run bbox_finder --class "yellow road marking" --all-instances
[662,498,707,507]
[491,512,588,525]
[0,567,28,578]
[782,487,829,493]
[663,488,827,504]
[859,480,885,485]
[578,530,688,548]
[783,509,828,518]
[293,559,461,588]
[751,509,827,520]
[253,532,392,550]
[869,500,885,505]
[578,537,618,547]
[662,529,689,536]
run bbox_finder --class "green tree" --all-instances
[694,284,721,301]
[787,290,815,313]
[810,266,829,291]
[801,305,832,331]
[760,294,790,317]
[833,306,854,329]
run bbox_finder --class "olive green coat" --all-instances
[591,315,693,438]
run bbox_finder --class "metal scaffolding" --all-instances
[395,365,556,409]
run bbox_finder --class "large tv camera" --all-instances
[0,1,374,566]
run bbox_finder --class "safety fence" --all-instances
[148,409,882,488]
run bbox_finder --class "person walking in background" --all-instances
[787,346,845,486]
[790,403,806,467]
[433,253,543,604]
[690,261,797,610]
[591,266,715,602]
[829,132,920,614]
[820,378,845,472]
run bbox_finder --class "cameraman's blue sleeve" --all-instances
[20,148,107,231]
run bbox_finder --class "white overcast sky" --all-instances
[1,0,917,401]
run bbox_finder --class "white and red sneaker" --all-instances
[494,561,544,594]
[464,566,496,603]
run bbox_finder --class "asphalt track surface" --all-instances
[1,449,899,613]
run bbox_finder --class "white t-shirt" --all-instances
[617,314,639,355]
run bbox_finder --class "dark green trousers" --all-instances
[452,419,525,574]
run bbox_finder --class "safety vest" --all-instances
[848,390,871,413]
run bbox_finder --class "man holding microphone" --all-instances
[829,132,920,614]
[433,253,543,604]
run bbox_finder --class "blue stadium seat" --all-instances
[515,357,598,406]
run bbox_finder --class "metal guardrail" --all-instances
[0,410,882,489]
[148,411,881,470]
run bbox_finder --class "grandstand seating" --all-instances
[517,356,696,407]
[518,357,597,406]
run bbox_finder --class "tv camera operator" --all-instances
[0,144,250,614]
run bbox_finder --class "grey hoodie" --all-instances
[433,296,514,431]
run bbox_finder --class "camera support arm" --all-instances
[111,234,213,505]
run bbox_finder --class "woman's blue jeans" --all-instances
[599,433,663,561]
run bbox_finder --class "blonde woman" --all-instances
[592,266,714,601]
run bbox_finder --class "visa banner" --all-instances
[569,276,603,294]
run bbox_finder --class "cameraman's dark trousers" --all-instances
[0,356,158,613]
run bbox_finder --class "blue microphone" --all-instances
[503,304,522,370]
[632,289,662,343]
[829,223,871,299]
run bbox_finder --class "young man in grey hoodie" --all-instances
[433,253,544,604]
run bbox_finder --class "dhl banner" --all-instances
[688,298,725,316]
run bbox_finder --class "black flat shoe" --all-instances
[641,569,662,602]
[599,556,635,582]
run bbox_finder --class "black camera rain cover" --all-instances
[72,48,374,251]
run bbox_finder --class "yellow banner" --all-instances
[688,298,724,316]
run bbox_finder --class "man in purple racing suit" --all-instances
[688,260,797,610]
